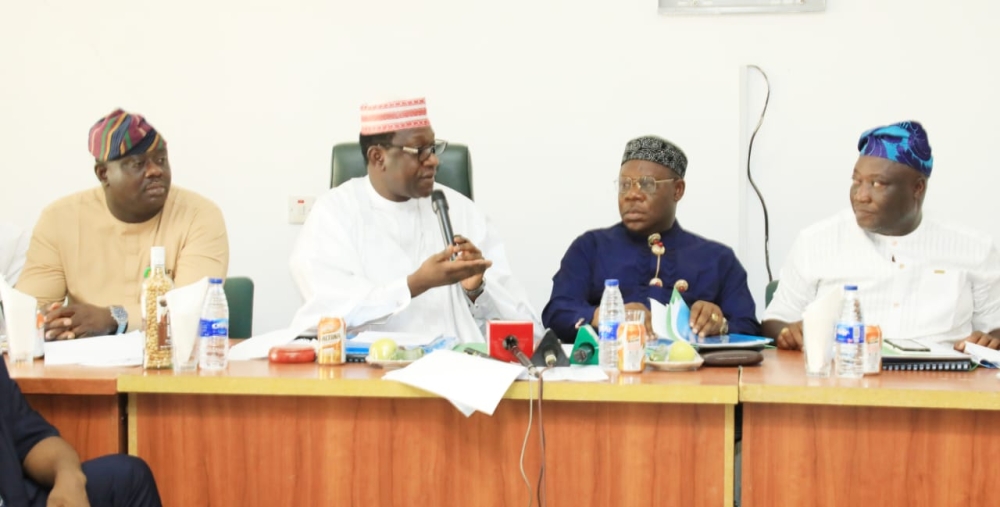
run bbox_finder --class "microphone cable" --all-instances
[519,371,536,507]
[535,367,549,507]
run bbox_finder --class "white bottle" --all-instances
[597,279,625,371]
[198,278,229,371]
[834,285,864,378]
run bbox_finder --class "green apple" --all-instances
[370,338,398,360]
[668,340,697,362]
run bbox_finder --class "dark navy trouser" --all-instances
[27,455,162,507]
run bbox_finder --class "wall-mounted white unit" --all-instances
[658,0,826,15]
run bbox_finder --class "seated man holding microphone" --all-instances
[289,97,540,340]
[763,121,1000,351]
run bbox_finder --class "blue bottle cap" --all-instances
[604,279,619,287]
[844,284,858,291]
[209,278,223,284]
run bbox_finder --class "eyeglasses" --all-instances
[118,152,169,174]
[380,139,448,163]
[615,176,677,195]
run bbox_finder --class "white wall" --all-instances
[1,0,998,333]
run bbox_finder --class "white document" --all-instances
[802,287,842,371]
[382,349,526,417]
[228,327,303,360]
[650,298,669,339]
[43,331,143,367]
[516,365,609,382]
[350,331,439,348]
[961,342,1000,367]
[164,277,209,365]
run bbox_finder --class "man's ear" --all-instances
[914,176,927,202]
[366,146,386,170]
[674,179,686,202]
[95,163,110,186]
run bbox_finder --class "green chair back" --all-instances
[330,142,474,199]
[223,276,254,339]
[765,279,780,308]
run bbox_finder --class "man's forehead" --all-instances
[854,155,915,178]
[620,160,675,177]
[111,148,167,165]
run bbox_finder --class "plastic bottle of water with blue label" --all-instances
[835,285,864,378]
[198,278,229,371]
[598,279,624,371]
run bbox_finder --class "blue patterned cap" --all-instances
[857,121,933,177]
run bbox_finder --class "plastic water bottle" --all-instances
[198,278,229,370]
[598,279,625,371]
[835,285,864,378]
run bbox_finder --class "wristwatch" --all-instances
[109,305,128,335]
[464,279,486,300]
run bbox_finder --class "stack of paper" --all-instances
[382,350,525,417]
[43,331,144,367]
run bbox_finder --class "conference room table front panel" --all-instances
[119,359,740,507]
[741,349,1000,507]
[7,358,129,461]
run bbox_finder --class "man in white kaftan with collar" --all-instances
[289,98,540,342]
[764,121,1000,351]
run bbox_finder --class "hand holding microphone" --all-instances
[406,191,492,297]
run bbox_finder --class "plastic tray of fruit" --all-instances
[364,337,425,369]
[645,340,704,372]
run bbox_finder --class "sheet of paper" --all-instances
[649,298,669,339]
[43,331,143,367]
[382,349,525,417]
[516,365,609,382]
[228,328,302,360]
[802,287,842,371]
[956,342,1000,367]
[350,331,439,348]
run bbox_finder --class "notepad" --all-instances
[881,340,972,371]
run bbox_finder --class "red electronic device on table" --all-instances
[487,321,535,364]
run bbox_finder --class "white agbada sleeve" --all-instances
[0,224,29,288]
[762,233,818,324]
[288,191,412,332]
[970,241,1000,333]
[454,206,542,339]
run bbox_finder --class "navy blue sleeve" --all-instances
[715,250,761,336]
[542,234,598,343]
[0,360,60,464]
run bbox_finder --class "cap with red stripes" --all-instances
[360,97,432,135]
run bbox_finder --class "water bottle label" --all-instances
[598,321,620,342]
[835,323,865,344]
[199,318,229,338]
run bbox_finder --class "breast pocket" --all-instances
[914,268,969,337]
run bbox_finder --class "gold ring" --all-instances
[780,327,789,336]
[711,313,719,322]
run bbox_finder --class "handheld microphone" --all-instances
[504,335,538,376]
[430,190,455,248]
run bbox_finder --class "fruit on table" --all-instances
[648,344,670,362]
[668,340,697,362]
[370,338,398,360]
